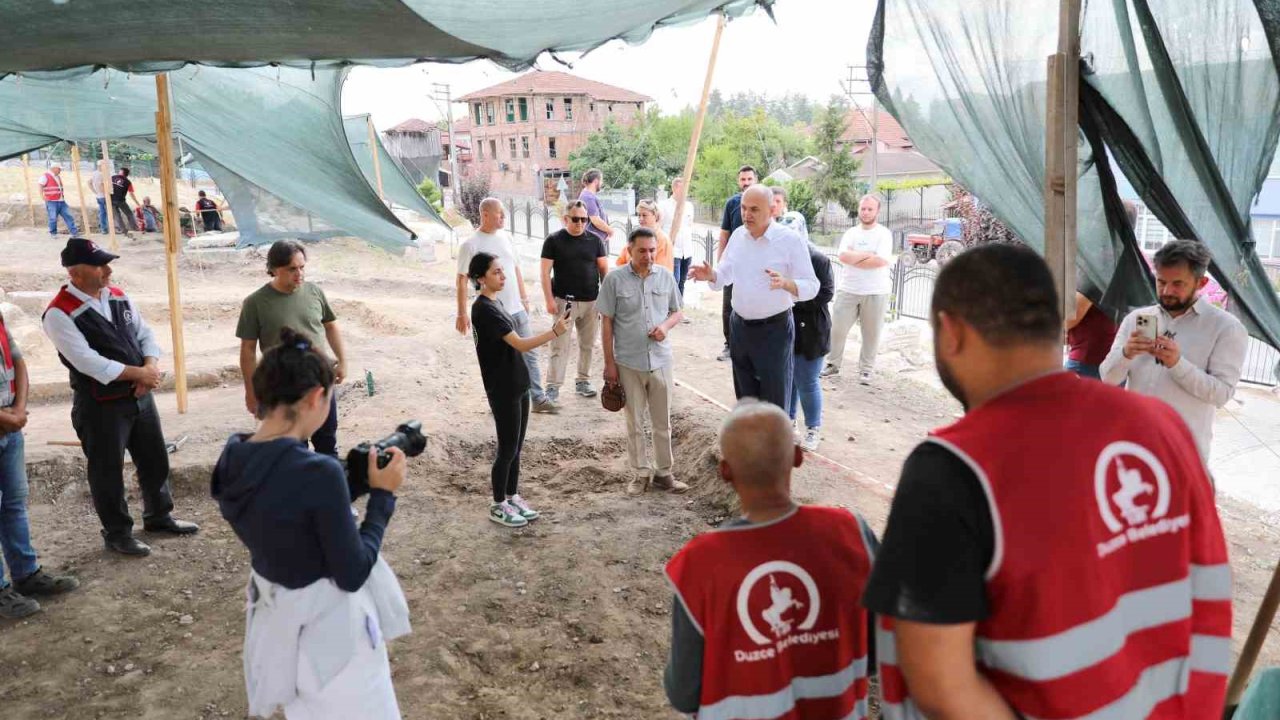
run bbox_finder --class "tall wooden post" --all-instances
[70,144,91,234]
[1044,0,1081,323]
[21,153,35,227]
[668,13,726,259]
[367,116,385,202]
[101,141,117,250]
[154,74,189,413]
[1225,558,1280,714]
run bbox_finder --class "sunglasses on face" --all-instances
[567,216,589,223]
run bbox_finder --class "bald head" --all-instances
[719,400,798,492]
[479,197,506,232]
[741,184,774,236]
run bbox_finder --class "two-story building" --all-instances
[456,70,650,199]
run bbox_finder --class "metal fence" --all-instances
[889,257,937,321]
[1241,337,1280,387]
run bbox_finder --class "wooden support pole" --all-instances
[154,74,189,414]
[70,144,90,234]
[367,116,385,202]
[101,141,118,250]
[1225,557,1280,714]
[1044,0,1081,324]
[21,153,35,227]
[668,12,726,260]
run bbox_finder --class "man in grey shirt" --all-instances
[598,227,687,496]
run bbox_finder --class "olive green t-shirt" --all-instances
[236,282,336,353]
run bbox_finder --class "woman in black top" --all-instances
[790,243,835,452]
[468,252,568,528]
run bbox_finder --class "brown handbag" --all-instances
[601,380,626,412]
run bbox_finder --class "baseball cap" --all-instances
[49,162,62,170]
[61,237,119,267]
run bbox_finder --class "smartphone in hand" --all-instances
[1135,313,1158,341]
[564,294,575,318]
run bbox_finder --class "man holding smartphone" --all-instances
[1100,240,1248,461]
[541,200,609,401]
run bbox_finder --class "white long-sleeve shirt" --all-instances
[42,284,161,385]
[659,197,696,259]
[709,222,819,320]
[1100,296,1249,461]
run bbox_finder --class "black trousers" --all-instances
[309,391,339,459]
[729,311,795,412]
[111,198,134,232]
[71,392,174,538]
[720,284,734,347]
[487,391,530,503]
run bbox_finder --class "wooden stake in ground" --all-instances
[70,143,91,234]
[21,153,35,227]
[1224,555,1280,716]
[154,74,189,414]
[101,141,117,250]
[367,115,385,202]
[1044,0,1081,323]
[667,12,726,260]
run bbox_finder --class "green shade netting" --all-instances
[0,0,767,77]
[343,114,444,224]
[0,66,418,250]
[869,0,1280,357]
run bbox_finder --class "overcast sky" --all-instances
[343,1,876,130]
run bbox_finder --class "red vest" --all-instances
[666,506,874,720]
[878,373,1231,720]
[41,171,64,201]
[0,312,15,399]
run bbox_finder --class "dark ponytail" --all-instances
[467,251,497,291]
[252,327,335,417]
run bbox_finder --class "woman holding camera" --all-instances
[212,328,409,719]
[468,252,568,528]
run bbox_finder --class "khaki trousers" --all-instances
[828,291,888,373]
[547,298,598,388]
[617,364,674,476]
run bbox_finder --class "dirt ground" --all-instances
[0,226,1276,719]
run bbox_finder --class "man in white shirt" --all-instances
[1100,239,1248,462]
[690,185,819,410]
[89,161,109,233]
[823,195,894,384]
[455,197,557,414]
[659,176,697,301]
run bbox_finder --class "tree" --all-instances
[458,173,490,227]
[949,185,1022,246]
[785,179,820,228]
[568,117,668,198]
[809,101,860,219]
[416,177,444,213]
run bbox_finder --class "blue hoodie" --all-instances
[211,434,396,592]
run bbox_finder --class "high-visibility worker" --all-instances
[863,244,1231,719]
[665,400,878,720]
[39,163,79,239]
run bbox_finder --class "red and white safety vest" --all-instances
[666,505,875,720]
[41,171,64,201]
[878,372,1231,720]
[0,312,15,399]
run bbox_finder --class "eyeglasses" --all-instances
[567,216,589,223]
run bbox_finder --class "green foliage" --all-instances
[568,117,671,199]
[710,90,822,126]
[459,173,490,227]
[416,177,444,212]
[810,100,861,219]
[876,176,951,193]
[785,179,820,228]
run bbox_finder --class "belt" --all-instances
[735,309,791,327]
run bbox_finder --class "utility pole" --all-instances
[841,64,878,192]
[433,81,462,209]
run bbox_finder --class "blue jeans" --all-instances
[0,432,38,589]
[96,197,108,232]
[1066,359,1101,380]
[790,353,824,430]
[511,310,547,403]
[673,256,693,300]
[45,200,78,236]
[729,311,794,413]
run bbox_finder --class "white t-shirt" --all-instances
[458,230,524,314]
[837,224,894,295]
[89,170,105,198]
[659,197,696,259]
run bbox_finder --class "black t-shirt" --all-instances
[470,295,530,401]
[110,174,132,202]
[862,442,995,624]
[195,197,218,217]
[540,229,606,301]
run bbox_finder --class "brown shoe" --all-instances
[626,474,649,496]
[652,474,689,494]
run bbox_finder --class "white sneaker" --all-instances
[507,494,540,521]
[801,429,821,452]
[489,501,528,528]
[859,371,873,385]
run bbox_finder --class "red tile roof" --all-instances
[842,108,913,149]
[457,70,651,103]
[388,117,437,134]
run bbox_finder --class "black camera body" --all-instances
[345,420,427,499]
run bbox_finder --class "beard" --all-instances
[1159,291,1197,313]
[934,350,969,412]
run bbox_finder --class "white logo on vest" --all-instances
[1093,441,1189,558]
[733,561,840,663]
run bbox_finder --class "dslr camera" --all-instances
[345,420,427,499]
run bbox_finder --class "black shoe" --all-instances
[0,587,40,619]
[143,516,200,535]
[104,534,151,557]
[13,568,79,597]
[717,345,732,362]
